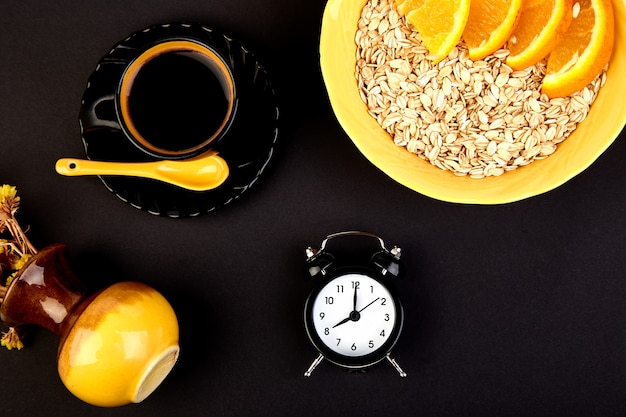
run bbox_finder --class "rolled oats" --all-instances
[355,0,607,178]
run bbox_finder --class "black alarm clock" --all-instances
[302,231,406,377]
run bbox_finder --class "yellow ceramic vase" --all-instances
[0,244,180,407]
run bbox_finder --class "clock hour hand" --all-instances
[332,309,362,328]
[332,316,351,328]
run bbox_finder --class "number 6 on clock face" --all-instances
[311,273,397,357]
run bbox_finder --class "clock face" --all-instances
[305,271,402,366]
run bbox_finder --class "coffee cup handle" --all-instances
[84,94,121,130]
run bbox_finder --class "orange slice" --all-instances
[396,0,424,14]
[505,0,574,70]
[541,0,615,98]
[403,0,471,63]
[462,0,523,60]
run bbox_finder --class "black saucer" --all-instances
[79,23,279,218]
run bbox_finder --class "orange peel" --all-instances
[403,0,471,63]
[463,0,523,60]
[542,0,615,98]
[505,0,574,70]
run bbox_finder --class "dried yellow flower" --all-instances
[1,327,24,350]
[0,184,18,203]
[0,184,19,217]
[0,184,37,350]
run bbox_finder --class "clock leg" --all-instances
[304,353,324,377]
[386,353,407,377]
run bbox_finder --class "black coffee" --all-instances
[127,51,230,152]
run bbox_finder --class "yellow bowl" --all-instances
[320,0,626,204]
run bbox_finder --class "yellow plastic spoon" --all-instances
[55,151,229,191]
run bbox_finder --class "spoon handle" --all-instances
[55,158,162,178]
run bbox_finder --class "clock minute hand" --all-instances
[358,297,380,313]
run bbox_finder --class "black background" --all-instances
[1,1,626,416]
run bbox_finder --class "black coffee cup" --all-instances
[86,39,238,160]
[119,40,237,159]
